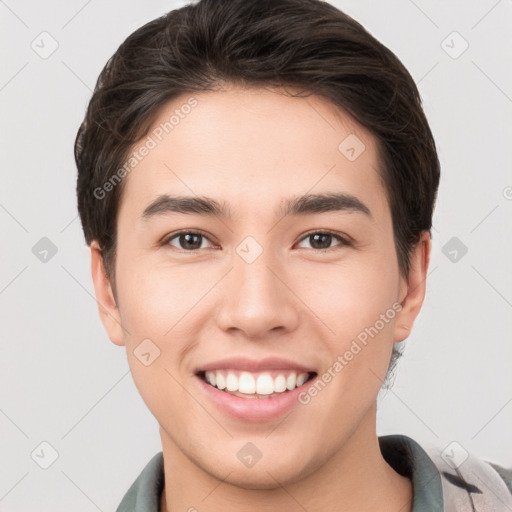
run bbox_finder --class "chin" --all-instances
[218,467,304,491]
[201,452,315,491]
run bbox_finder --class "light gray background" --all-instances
[1,0,511,510]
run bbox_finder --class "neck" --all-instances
[159,403,412,512]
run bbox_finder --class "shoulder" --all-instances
[488,462,512,494]
[380,434,512,511]
[115,452,164,512]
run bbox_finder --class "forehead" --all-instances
[118,85,388,222]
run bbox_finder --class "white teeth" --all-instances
[226,373,238,391]
[286,373,297,390]
[238,372,256,394]
[203,370,311,396]
[274,374,287,392]
[205,371,216,387]
[296,373,308,387]
[216,372,226,390]
[256,374,274,395]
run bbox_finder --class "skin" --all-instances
[90,84,430,512]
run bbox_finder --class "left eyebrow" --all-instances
[140,192,372,221]
[281,192,372,219]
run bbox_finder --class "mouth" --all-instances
[196,369,318,399]
[193,357,319,421]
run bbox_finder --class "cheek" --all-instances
[117,264,199,413]
[116,256,209,341]
[302,251,400,387]
[307,257,399,337]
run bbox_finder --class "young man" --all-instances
[74,0,512,510]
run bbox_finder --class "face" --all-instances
[91,85,429,488]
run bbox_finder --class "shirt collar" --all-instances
[116,434,443,512]
[379,434,444,511]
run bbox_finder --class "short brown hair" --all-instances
[75,0,440,383]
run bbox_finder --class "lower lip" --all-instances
[195,374,315,422]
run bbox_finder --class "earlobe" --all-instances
[393,232,431,343]
[90,241,125,346]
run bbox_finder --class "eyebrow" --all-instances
[141,192,372,221]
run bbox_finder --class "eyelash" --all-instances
[161,229,352,252]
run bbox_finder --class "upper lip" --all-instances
[195,357,316,374]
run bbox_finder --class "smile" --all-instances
[198,369,316,398]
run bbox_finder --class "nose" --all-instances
[215,245,300,339]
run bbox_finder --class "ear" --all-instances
[90,241,125,346]
[393,231,431,342]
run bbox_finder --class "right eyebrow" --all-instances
[141,195,233,220]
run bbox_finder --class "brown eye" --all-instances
[297,231,350,251]
[165,231,214,251]
[309,233,333,250]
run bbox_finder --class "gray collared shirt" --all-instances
[115,434,511,512]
